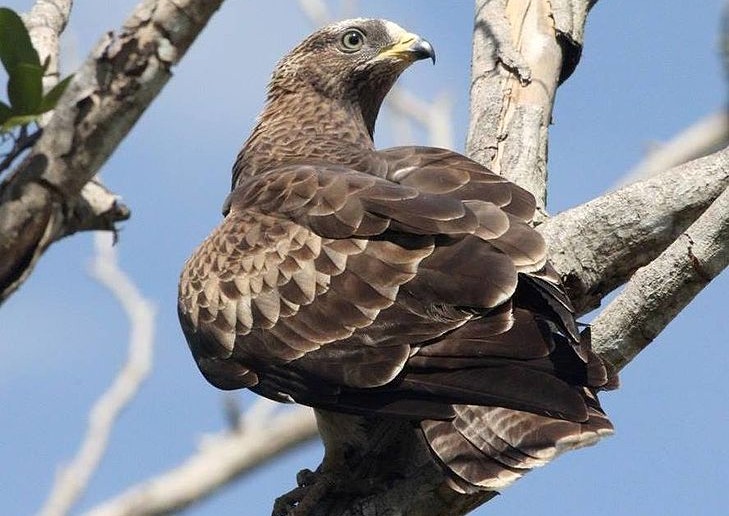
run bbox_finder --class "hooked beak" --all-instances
[378,32,436,64]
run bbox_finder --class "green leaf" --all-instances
[7,62,43,114]
[0,113,39,133]
[0,8,41,72]
[0,100,11,125]
[37,74,73,113]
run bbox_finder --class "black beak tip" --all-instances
[413,39,436,64]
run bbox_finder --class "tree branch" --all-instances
[386,89,454,149]
[40,231,155,516]
[540,147,729,314]
[85,406,317,516]
[465,0,593,212]
[617,111,729,186]
[0,0,226,305]
[24,0,73,96]
[19,0,131,232]
[591,184,729,372]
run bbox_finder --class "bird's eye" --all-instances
[340,29,365,52]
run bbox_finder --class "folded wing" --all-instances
[178,148,615,490]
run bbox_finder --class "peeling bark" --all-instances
[465,0,590,213]
[24,0,73,96]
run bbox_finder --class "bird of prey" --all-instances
[178,18,615,498]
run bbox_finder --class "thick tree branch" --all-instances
[540,147,729,314]
[539,149,729,313]
[40,231,155,516]
[21,0,130,231]
[85,406,317,516]
[591,184,729,372]
[0,0,225,305]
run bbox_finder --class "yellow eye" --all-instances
[340,29,365,52]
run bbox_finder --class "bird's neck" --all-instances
[232,88,379,186]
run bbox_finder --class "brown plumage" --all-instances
[178,18,616,493]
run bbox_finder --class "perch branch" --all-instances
[466,0,589,211]
[20,0,128,226]
[40,231,155,516]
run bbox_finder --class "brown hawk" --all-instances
[178,18,615,496]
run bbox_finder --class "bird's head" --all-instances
[268,18,435,135]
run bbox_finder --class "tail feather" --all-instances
[421,399,614,492]
[421,418,525,493]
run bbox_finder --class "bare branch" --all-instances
[24,0,73,94]
[85,407,317,516]
[386,89,455,149]
[63,180,131,237]
[40,231,155,516]
[0,0,226,305]
[591,184,729,372]
[618,111,729,186]
[297,0,331,26]
[540,147,729,314]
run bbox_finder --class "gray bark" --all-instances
[541,149,729,314]
[592,183,729,372]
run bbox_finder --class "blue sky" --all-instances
[1,1,727,515]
